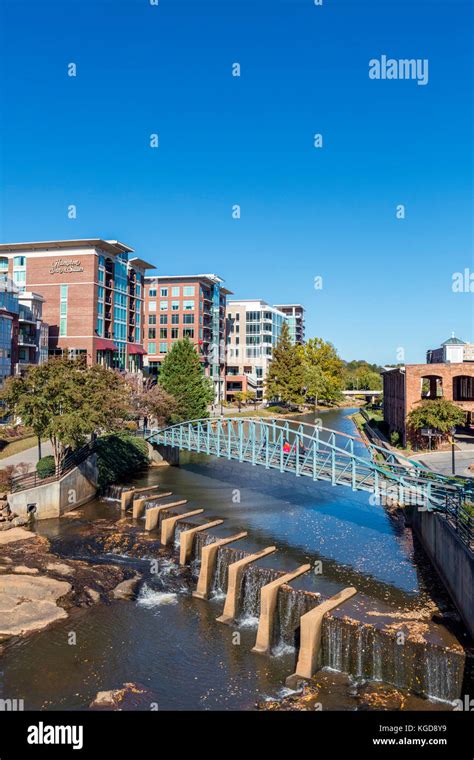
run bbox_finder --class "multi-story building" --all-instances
[143,274,231,403]
[427,334,474,364]
[383,336,474,445]
[0,240,154,372]
[225,300,286,402]
[273,304,305,344]
[16,292,49,375]
[0,277,19,385]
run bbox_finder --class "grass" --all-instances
[0,435,45,460]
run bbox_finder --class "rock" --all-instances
[89,683,148,710]
[11,516,28,528]
[85,587,101,604]
[46,563,75,577]
[0,522,12,532]
[12,566,39,575]
[112,574,140,600]
[0,574,71,636]
[0,527,34,544]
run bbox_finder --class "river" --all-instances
[1,408,468,710]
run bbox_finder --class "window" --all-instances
[183,328,194,339]
[0,258,8,271]
[149,301,156,312]
[159,314,167,325]
[148,328,156,339]
[171,327,179,339]
[171,300,179,311]
[183,300,194,311]
[148,342,156,354]
[160,301,168,311]
[60,285,68,336]
[149,314,157,325]
[13,256,26,267]
[183,286,195,296]
[159,342,167,353]
[172,286,180,296]
[149,288,157,297]
[160,328,167,339]
[160,287,168,297]
[171,314,179,324]
[183,314,194,324]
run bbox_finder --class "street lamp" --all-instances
[450,426,456,476]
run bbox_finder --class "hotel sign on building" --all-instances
[0,239,155,372]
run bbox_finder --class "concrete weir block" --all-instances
[160,509,205,546]
[133,492,172,520]
[144,499,187,532]
[252,564,311,655]
[120,489,135,512]
[285,586,357,688]
[192,533,248,600]
[179,520,224,566]
[216,546,277,625]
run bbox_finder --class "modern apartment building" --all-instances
[143,274,231,403]
[225,300,286,401]
[16,292,49,375]
[0,277,19,385]
[0,240,153,372]
[273,304,305,344]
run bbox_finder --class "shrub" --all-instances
[390,431,401,446]
[36,455,56,479]
[95,433,149,491]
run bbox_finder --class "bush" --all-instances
[36,455,56,479]
[390,431,401,446]
[95,433,149,491]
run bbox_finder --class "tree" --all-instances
[158,339,214,422]
[407,399,465,440]
[123,372,177,428]
[233,391,246,412]
[265,322,305,406]
[301,338,345,405]
[1,357,132,471]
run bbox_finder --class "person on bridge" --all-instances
[283,439,291,453]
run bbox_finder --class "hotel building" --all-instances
[143,274,231,403]
[273,304,305,345]
[225,300,287,402]
[0,240,154,372]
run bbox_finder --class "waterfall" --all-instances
[275,588,320,649]
[321,614,465,702]
[101,484,131,501]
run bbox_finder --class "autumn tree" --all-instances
[123,372,177,428]
[1,357,132,471]
[265,322,305,406]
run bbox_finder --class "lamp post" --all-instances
[450,426,456,476]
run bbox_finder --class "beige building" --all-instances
[225,300,287,401]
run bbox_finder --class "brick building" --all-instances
[383,362,474,445]
[0,240,154,372]
[143,274,231,403]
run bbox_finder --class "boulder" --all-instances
[0,574,71,636]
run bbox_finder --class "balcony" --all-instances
[18,332,36,347]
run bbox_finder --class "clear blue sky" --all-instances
[1,0,472,365]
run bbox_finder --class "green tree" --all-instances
[301,338,345,405]
[407,399,465,440]
[265,322,305,405]
[1,357,132,470]
[233,391,246,412]
[158,339,214,421]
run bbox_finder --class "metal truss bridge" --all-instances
[146,417,467,512]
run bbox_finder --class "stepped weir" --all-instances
[119,485,466,702]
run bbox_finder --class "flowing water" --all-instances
[1,409,470,710]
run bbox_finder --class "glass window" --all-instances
[172,286,180,296]
[183,328,194,338]
[149,288,157,297]
[159,342,167,353]
[148,328,156,339]
[160,287,168,297]
[171,314,179,324]
[159,314,167,325]
[160,301,168,311]
[0,258,8,271]
[171,300,179,311]
[148,301,156,312]
[148,342,156,354]
[183,286,195,296]
[61,285,68,299]
[13,256,26,267]
[159,328,167,339]
[149,314,157,325]
[171,328,179,339]
[60,317,67,336]
[183,314,194,324]
[183,300,194,311]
